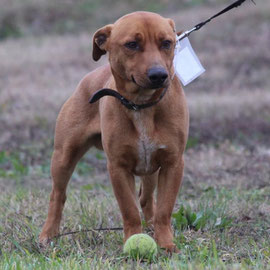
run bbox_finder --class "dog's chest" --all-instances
[133,114,165,175]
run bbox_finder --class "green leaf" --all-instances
[81,184,93,190]
[190,212,197,224]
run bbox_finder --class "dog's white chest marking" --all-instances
[133,113,166,174]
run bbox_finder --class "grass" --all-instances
[1,175,269,269]
[1,0,270,269]
[0,144,269,269]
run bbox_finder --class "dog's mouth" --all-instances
[131,75,168,90]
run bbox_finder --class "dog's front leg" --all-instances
[108,163,142,241]
[154,158,184,252]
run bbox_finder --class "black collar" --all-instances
[89,86,168,111]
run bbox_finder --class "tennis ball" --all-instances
[123,233,157,260]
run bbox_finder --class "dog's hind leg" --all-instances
[139,171,158,229]
[39,142,90,244]
[39,97,101,245]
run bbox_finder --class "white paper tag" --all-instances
[173,37,205,86]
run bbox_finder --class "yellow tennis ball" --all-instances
[123,233,157,260]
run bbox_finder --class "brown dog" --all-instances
[39,11,189,252]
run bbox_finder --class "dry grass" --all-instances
[0,0,235,39]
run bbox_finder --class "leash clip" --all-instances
[176,27,197,42]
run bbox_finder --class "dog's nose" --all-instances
[147,67,168,86]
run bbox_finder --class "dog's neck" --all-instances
[110,73,167,106]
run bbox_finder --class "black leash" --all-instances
[89,86,168,111]
[177,0,254,41]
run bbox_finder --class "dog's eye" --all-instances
[124,41,139,50]
[161,40,172,50]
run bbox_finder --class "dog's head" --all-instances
[92,12,177,92]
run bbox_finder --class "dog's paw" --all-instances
[39,231,58,248]
[166,244,180,254]
[38,235,51,248]
[160,243,180,254]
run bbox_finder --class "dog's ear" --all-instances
[92,24,113,61]
[167,19,184,37]
[167,19,176,33]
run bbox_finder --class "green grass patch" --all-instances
[186,137,199,150]
[0,151,28,179]
[0,184,269,269]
